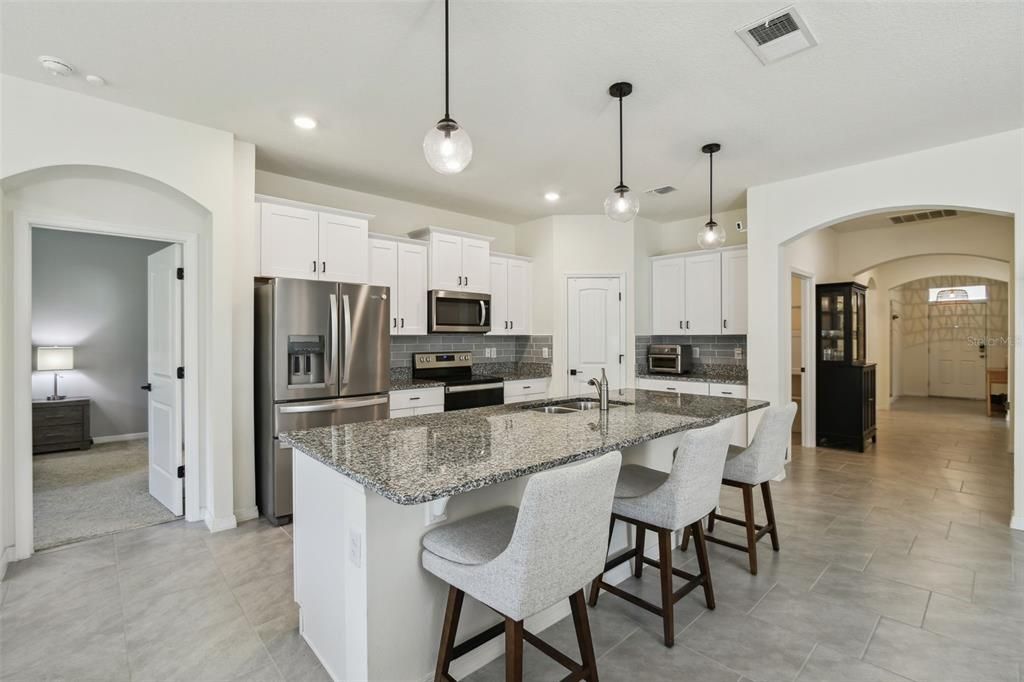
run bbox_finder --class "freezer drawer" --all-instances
[260,395,388,524]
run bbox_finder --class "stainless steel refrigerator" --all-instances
[255,278,391,525]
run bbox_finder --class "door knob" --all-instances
[140,383,152,392]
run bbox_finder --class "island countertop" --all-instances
[280,388,768,505]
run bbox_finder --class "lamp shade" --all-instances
[37,346,74,371]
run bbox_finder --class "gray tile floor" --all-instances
[2,396,1021,681]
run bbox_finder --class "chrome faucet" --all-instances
[587,369,609,411]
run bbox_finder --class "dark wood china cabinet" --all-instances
[816,282,876,452]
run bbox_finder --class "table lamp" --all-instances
[37,346,74,401]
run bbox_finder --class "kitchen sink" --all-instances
[523,398,627,414]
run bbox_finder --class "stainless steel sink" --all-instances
[523,399,626,414]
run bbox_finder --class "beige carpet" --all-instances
[33,439,178,550]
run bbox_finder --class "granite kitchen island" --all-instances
[282,388,767,682]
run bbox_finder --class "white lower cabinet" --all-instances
[503,378,550,404]
[389,387,444,418]
[636,378,749,446]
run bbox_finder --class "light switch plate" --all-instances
[734,347,743,359]
[542,347,549,358]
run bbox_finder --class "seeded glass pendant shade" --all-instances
[423,0,472,174]
[698,143,726,249]
[604,82,638,222]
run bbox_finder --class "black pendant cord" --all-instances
[443,0,450,120]
[618,95,624,190]
[707,150,713,224]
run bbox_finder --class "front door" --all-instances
[928,301,987,399]
[567,277,623,395]
[147,244,184,515]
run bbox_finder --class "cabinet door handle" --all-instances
[679,321,683,329]
[393,318,398,329]
[509,320,513,330]
[465,275,469,287]
[504,321,509,330]
[723,319,728,329]
[321,261,326,273]
[312,260,317,272]
[400,318,405,328]
[686,321,690,330]
[457,275,463,286]
[409,396,421,401]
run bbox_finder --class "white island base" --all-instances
[292,437,679,682]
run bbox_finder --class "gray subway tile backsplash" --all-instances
[390,334,552,369]
[635,334,746,371]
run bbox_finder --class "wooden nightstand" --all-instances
[32,397,93,454]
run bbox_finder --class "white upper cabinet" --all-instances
[651,256,686,334]
[649,247,747,336]
[258,198,372,283]
[368,235,428,336]
[488,255,532,335]
[410,227,494,294]
[396,242,428,335]
[259,203,319,280]
[319,213,368,284]
[721,248,748,334]
[683,252,722,334]
[506,258,531,334]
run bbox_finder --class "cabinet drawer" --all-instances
[33,423,85,445]
[390,387,444,411]
[637,378,709,395]
[32,404,84,426]
[709,383,747,398]
[503,379,549,402]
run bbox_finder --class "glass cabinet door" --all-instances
[820,292,845,362]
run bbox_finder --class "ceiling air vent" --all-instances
[889,209,959,225]
[737,6,817,65]
[645,186,677,196]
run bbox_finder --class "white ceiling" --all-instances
[829,210,1011,233]
[2,1,1021,223]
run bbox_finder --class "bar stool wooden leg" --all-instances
[707,507,717,533]
[761,481,780,552]
[589,516,616,607]
[680,525,691,552]
[570,590,599,682]
[691,522,715,610]
[634,526,646,578]
[742,485,758,575]
[434,586,464,682]
[658,529,675,647]
[504,617,524,682]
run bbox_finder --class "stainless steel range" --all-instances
[412,352,504,411]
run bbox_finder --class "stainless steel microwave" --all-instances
[428,290,491,333]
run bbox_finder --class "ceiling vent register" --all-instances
[889,209,959,225]
[736,6,818,65]
[645,186,677,196]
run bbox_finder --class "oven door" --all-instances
[444,382,504,411]
[648,354,682,374]
[429,290,491,333]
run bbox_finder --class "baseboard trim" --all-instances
[92,432,147,444]
[0,544,11,581]
[1011,514,1024,532]
[234,505,260,523]
[204,510,238,533]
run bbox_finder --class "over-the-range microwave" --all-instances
[428,290,491,333]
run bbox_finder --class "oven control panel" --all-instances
[413,352,473,369]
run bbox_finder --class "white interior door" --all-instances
[567,277,623,395]
[928,302,987,399]
[147,244,184,515]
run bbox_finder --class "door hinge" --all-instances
[176,267,184,280]
[177,366,185,379]
[177,465,185,479]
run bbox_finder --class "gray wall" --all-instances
[31,228,170,438]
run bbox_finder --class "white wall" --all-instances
[30,229,169,437]
[657,208,748,256]
[746,128,1023,530]
[1,75,241,553]
[255,170,517,253]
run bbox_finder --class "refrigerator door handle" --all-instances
[341,293,353,384]
[278,396,389,414]
[328,293,338,385]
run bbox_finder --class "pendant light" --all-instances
[423,0,472,174]
[604,82,639,222]
[697,143,726,249]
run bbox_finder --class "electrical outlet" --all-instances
[542,347,549,359]
[693,347,700,358]
[488,347,496,358]
[734,347,743,359]
[348,528,362,568]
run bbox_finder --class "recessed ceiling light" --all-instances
[544,191,560,202]
[85,74,106,87]
[38,56,73,77]
[293,115,317,130]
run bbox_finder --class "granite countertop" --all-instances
[281,388,768,505]
[636,365,747,385]
[389,363,553,391]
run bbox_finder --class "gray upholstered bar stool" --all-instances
[587,420,733,648]
[688,403,798,575]
[422,451,622,682]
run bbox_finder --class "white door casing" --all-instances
[928,301,987,399]
[683,252,722,334]
[319,213,369,284]
[567,276,624,395]
[147,244,185,516]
